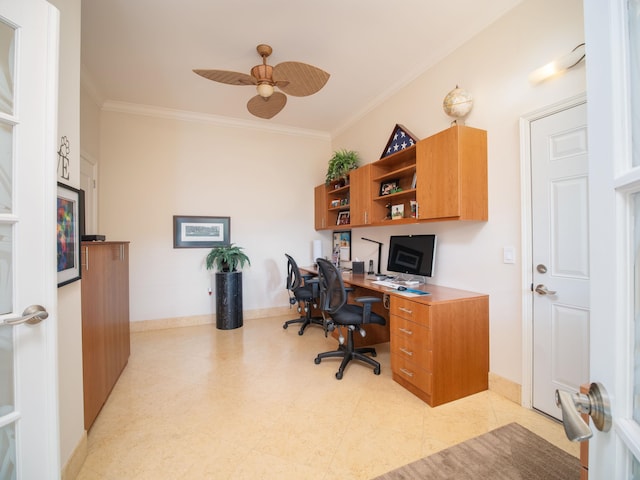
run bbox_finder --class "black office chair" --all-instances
[314,258,386,379]
[282,253,323,335]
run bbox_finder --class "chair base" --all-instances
[282,302,324,335]
[314,326,381,379]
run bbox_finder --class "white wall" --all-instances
[98,108,331,322]
[49,0,85,472]
[332,0,585,385]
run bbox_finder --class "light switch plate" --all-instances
[503,246,516,264]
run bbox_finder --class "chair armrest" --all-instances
[354,296,381,324]
[354,296,382,304]
[306,277,320,298]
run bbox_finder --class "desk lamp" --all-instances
[361,237,384,279]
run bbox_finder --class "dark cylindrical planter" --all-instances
[215,271,243,330]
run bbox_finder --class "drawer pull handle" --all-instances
[398,327,413,335]
[399,347,413,356]
[400,368,414,377]
[399,307,413,315]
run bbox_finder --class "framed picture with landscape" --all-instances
[173,215,230,248]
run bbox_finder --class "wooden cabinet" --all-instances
[314,184,328,230]
[417,125,487,221]
[315,178,351,230]
[370,146,418,225]
[389,290,489,406]
[81,241,130,429]
[313,125,487,230]
[349,164,372,226]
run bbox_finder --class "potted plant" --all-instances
[206,243,251,272]
[206,244,251,330]
[325,149,360,185]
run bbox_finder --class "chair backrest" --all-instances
[316,258,347,315]
[285,253,303,292]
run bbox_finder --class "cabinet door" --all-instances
[314,184,328,230]
[81,244,110,428]
[417,125,487,221]
[349,164,372,226]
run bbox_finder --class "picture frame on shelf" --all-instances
[333,230,351,261]
[391,204,405,220]
[337,211,350,226]
[380,178,400,196]
[173,215,230,248]
[57,182,82,287]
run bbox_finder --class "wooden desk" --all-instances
[302,267,489,407]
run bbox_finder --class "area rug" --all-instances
[372,423,580,480]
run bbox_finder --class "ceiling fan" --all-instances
[193,44,330,119]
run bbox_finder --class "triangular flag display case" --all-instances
[380,124,419,159]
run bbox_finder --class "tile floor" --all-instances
[76,314,579,480]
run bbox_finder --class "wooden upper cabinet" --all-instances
[416,125,487,221]
[313,125,487,231]
[349,164,372,226]
[314,184,328,230]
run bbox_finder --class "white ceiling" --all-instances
[80,0,522,135]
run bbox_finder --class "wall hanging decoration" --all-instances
[173,215,230,248]
[57,135,70,180]
[443,85,473,125]
[380,124,418,159]
[57,182,81,286]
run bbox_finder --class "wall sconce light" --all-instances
[529,43,586,84]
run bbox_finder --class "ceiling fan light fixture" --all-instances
[257,83,274,98]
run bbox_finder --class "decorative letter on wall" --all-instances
[57,135,70,180]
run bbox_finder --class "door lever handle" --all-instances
[555,382,612,442]
[2,305,49,326]
[535,284,557,295]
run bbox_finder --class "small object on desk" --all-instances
[352,261,365,274]
[397,286,407,291]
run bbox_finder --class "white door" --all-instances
[576,0,640,476]
[0,1,60,479]
[531,102,590,419]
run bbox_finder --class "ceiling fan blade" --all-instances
[272,61,330,97]
[247,92,287,119]
[193,69,257,86]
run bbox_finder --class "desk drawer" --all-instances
[391,353,432,394]
[390,297,430,327]
[390,315,430,346]
[391,332,432,371]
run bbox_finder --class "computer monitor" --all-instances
[387,234,437,278]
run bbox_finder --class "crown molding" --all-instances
[100,101,331,140]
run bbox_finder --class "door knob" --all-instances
[555,382,612,442]
[2,304,49,326]
[535,284,557,295]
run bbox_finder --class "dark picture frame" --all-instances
[57,182,81,287]
[379,178,400,196]
[333,230,351,262]
[173,216,230,248]
[337,211,350,226]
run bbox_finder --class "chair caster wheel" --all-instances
[373,367,381,375]
[314,357,321,364]
[335,371,343,380]
[283,323,288,329]
[371,351,377,357]
[298,329,304,336]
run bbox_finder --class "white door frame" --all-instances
[519,92,587,408]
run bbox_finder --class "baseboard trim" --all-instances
[488,372,522,404]
[129,306,292,333]
[61,431,87,480]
